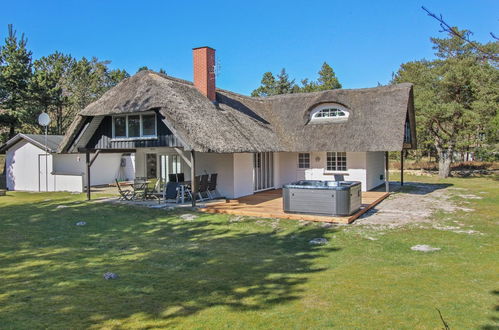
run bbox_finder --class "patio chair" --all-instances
[176,173,185,183]
[164,182,180,203]
[198,174,210,200]
[207,173,218,199]
[186,175,201,201]
[168,174,178,182]
[144,180,163,204]
[131,180,147,200]
[115,179,133,201]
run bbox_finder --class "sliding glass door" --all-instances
[159,154,182,183]
[253,152,274,192]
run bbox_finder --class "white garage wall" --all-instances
[6,140,44,191]
[6,140,83,192]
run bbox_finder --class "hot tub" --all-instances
[282,180,361,216]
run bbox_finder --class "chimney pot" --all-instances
[193,46,216,102]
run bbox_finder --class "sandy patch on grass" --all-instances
[353,183,477,230]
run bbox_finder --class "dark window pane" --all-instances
[146,153,157,179]
[128,115,140,137]
[114,116,126,137]
[142,114,156,136]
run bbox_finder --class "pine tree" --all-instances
[275,68,296,94]
[0,25,33,138]
[392,29,498,177]
[251,72,277,97]
[317,62,341,90]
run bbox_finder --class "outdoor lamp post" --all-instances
[38,112,51,192]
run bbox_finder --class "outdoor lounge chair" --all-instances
[198,174,210,200]
[207,173,218,199]
[168,174,178,182]
[164,182,180,203]
[186,175,200,201]
[116,179,133,201]
[176,173,185,183]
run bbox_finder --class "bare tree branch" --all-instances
[422,6,499,61]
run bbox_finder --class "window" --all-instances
[146,153,157,179]
[142,114,156,136]
[326,152,347,171]
[298,153,310,168]
[128,115,140,138]
[404,118,411,144]
[114,116,126,137]
[112,113,157,139]
[310,104,350,123]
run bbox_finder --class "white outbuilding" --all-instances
[0,133,135,192]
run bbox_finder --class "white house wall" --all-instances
[275,152,371,191]
[233,153,254,198]
[195,152,234,198]
[132,149,385,199]
[52,153,135,186]
[365,151,385,190]
[134,147,237,198]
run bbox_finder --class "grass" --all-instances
[0,175,497,329]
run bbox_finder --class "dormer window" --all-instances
[310,103,350,123]
[112,112,157,140]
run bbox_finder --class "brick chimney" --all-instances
[193,46,216,102]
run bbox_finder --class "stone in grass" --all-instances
[180,214,198,221]
[75,221,86,226]
[411,245,441,252]
[103,272,119,280]
[56,205,68,209]
[309,238,328,245]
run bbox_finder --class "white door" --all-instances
[38,154,54,191]
[253,152,274,192]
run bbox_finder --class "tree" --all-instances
[28,52,74,134]
[275,68,296,94]
[252,68,301,96]
[392,30,498,178]
[0,24,33,139]
[137,66,149,72]
[251,72,277,97]
[317,62,341,90]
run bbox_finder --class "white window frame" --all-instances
[298,153,310,169]
[310,103,350,123]
[111,112,158,141]
[325,152,347,172]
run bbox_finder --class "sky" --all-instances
[1,0,498,95]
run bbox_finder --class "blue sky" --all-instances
[1,0,498,95]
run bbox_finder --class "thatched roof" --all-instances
[0,134,64,153]
[59,70,415,153]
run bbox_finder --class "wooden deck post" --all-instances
[385,151,389,192]
[85,150,91,200]
[190,150,196,207]
[400,150,404,186]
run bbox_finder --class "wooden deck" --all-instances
[200,189,389,224]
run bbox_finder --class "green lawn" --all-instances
[0,175,497,329]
